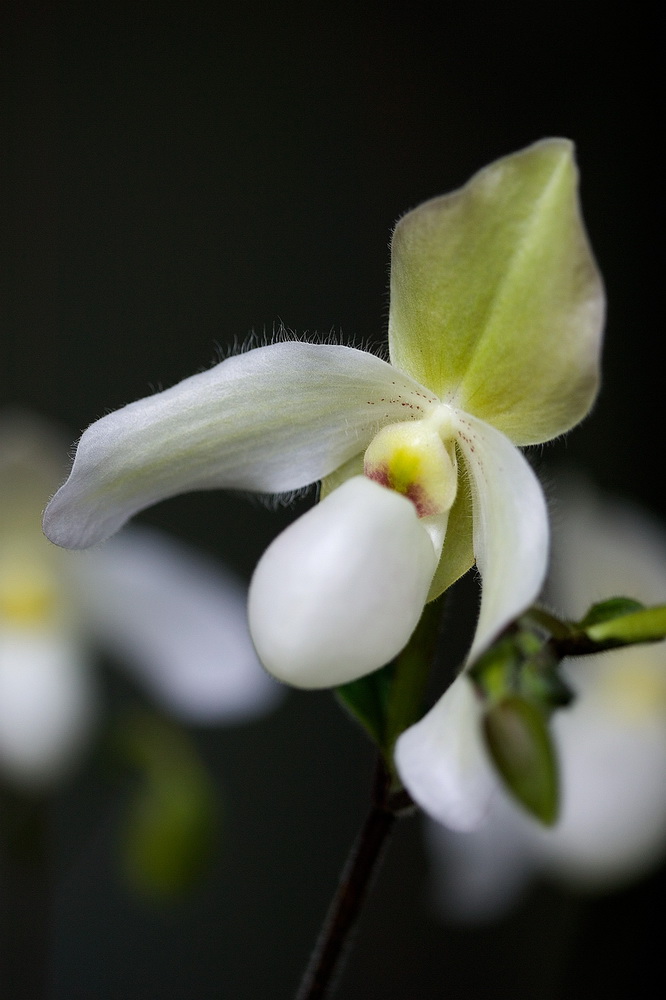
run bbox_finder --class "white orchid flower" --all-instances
[0,411,279,789]
[43,140,603,821]
[427,487,666,921]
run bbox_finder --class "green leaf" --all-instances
[336,662,394,748]
[117,712,219,898]
[483,696,559,825]
[579,596,645,628]
[585,605,666,646]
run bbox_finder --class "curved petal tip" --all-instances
[395,674,497,831]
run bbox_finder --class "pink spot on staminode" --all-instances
[365,465,438,518]
[406,482,439,517]
[365,464,391,489]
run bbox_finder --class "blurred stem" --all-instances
[295,757,413,1000]
[0,787,52,999]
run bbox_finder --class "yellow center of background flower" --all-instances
[0,562,58,626]
[598,651,666,721]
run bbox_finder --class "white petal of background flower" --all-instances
[425,790,539,922]
[1,409,283,787]
[43,343,437,549]
[248,476,440,688]
[548,482,666,617]
[76,526,281,723]
[536,648,666,886]
[0,629,95,787]
[539,487,666,884]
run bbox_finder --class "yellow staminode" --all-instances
[385,445,427,496]
[363,419,457,518]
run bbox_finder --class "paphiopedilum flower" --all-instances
[426,486,666,920]
[1,411,279,788]
[43,140,603,820]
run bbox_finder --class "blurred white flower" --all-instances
[0,411,280,789]
[427,483,666,921]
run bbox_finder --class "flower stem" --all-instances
[295,757,413,1000]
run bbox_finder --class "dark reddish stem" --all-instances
[295,758,413,1000]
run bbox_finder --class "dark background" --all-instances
[1,2,663,997]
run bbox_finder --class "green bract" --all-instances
[483,696,559,826]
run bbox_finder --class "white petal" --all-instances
[425,797,540,922]
[74,527,282,723]
[0,628,95,787]
[43,343,436,549]
[248,476,440,688]
[394,673,498,830]
[454,411,549,663]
